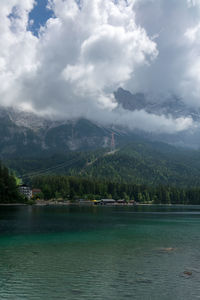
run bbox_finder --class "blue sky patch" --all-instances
[29,0,53,36]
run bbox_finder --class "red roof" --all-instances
[32,189,42,194]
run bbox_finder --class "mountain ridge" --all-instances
[1,87,200,160]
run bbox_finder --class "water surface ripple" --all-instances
[0,205,200,299]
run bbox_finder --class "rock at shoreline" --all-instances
[183,271,192,276]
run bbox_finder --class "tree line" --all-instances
[32,175,200,204]
[2,159,200,205]
[0,162,23,203]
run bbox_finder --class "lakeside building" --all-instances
[117,199,126,204]
[93,199,136,205]
[18,184,32,200]
[100,199,116,205]
[32,189,42,197]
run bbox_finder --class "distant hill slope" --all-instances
[5,140,200,187]
[80,143,200,186]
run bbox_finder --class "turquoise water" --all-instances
[1,205,200,299]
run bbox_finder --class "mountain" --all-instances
[114,87,200,120]
[1,86,200,159]
[2,102,200,186]
[0,106,122,158]
[114,88,200,148]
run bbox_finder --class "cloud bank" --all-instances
[132,0,200,107]
[0,0,199,133]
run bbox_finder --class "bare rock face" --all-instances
[114,88,147,111]
[114,88,200,148]
[114,87,199,120]
[0,107,116,158]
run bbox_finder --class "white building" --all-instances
[19,184,32,199]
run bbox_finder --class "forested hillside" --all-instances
[79,142,200,186]
[5,140,200,187]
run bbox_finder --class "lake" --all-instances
[0,205,200,299]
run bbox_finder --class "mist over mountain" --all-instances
[1,85,200,161]
[115,88,200,121]
[114,88,200,149]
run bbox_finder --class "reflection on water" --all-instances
[0,205,200,299]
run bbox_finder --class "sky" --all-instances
[29,0,53,35]
[0,0,200,133]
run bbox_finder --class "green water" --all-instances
[1,205,200,299]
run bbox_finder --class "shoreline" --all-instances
[0,203,199,207]
[0,203,28,206]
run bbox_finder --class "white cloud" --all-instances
[0,0,37,106]
[129,0,200,109]
[0,0,197,134]
[187,0,200,7]
[41,0,157,110]
[91,108,194,134]
[181,22,200,103]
